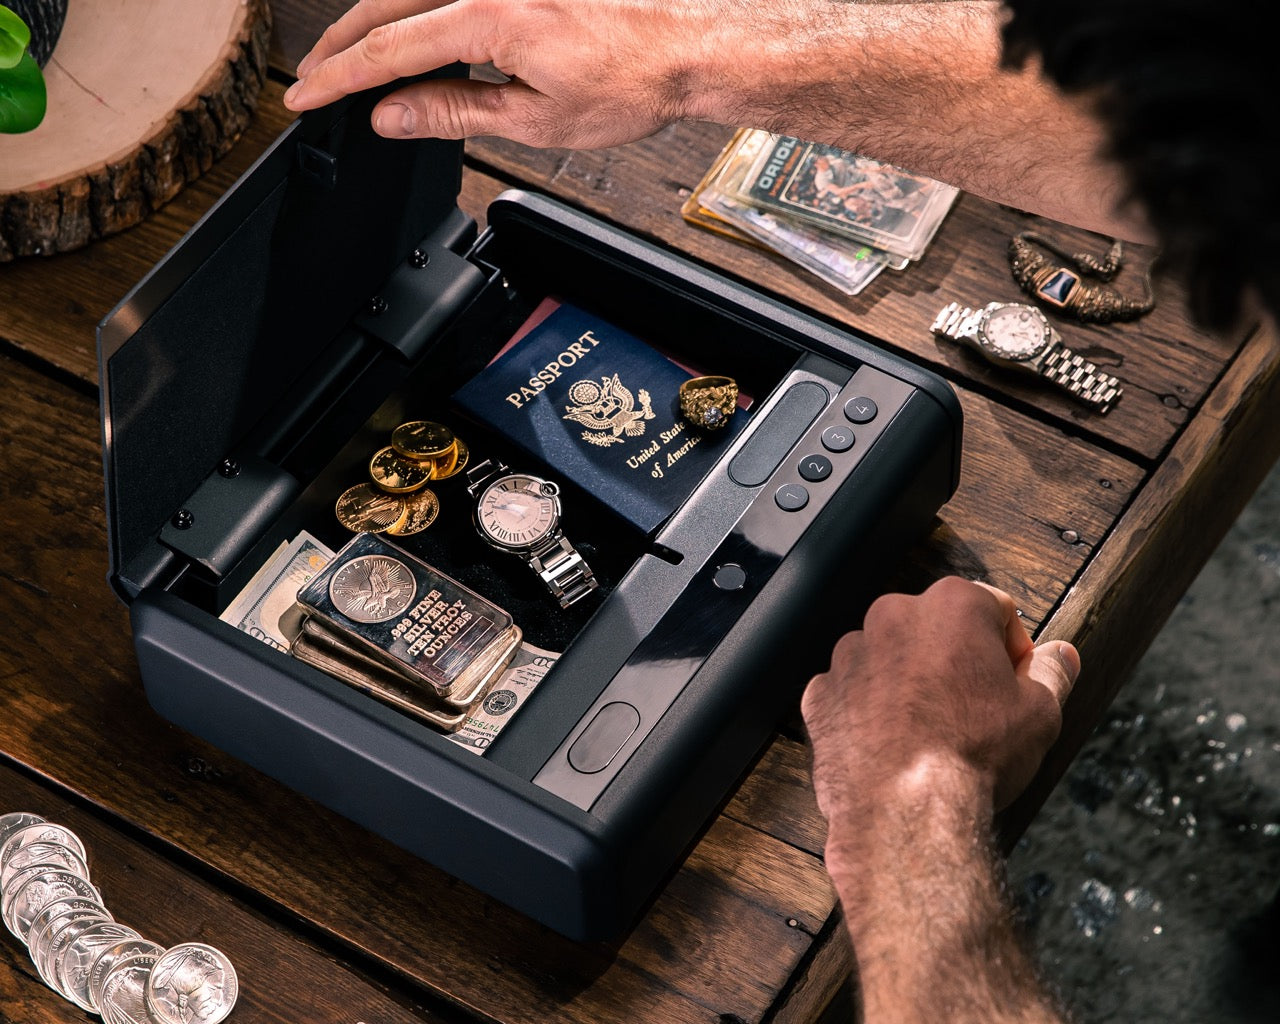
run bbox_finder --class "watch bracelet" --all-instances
[465,457,508,497]
[528,534,599,608]
[1040,346,1123,411]
[930,302,983,340]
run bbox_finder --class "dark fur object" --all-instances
[5,0,68,67]
[1002,0,1277,327]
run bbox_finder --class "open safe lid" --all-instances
[98,77,477,602]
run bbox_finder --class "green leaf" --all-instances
[0,50,47,133]
[0,5,32,70]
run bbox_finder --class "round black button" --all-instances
[820,425,855,452]
[775,483,810,511]
[797,453,832,482]
[844,396,878,424]
[713,563,747,591]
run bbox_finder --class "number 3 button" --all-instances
[820,425,855,453]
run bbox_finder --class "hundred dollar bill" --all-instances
[219,532,335,651]
[447,641,560,754]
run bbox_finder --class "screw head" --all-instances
[409,249,429,268]
[218,458,241,478]
[367,296,388,316]
[172,509,194,530]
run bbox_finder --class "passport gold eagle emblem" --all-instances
[561,374,655,447]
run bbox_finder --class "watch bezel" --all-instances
[474,473,562,551]
[975,302,1053,363]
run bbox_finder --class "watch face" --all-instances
[476,475,559,549]
[979,304,1051,361]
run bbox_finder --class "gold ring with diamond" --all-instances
[678,375,738,430]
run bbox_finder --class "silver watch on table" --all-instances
[466,459,599,609]
[931,301,1122,412]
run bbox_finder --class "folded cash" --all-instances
[219,531,335,650]
[295,534,518,700]
[447,641,560,753]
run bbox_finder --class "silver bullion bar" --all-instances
[296,533,515,697]
[292,620,520,731]
[299,615,522,710]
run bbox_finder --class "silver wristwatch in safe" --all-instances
[466,459,599,608]
[931,301,1123,412]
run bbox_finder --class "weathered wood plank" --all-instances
[0,765,452,1024]
[769,919,856,1024]
[269,0,348,71]
[1003,317,1280,845]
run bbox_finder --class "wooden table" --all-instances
[4,4,1279,1022]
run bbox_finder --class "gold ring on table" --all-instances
[678,375,738,430]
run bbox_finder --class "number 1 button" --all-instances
[775,483,809,511]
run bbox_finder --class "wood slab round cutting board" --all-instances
[0,0,272,260]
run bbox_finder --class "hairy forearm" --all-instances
[678,1,1144,239]
[286,0,1148,238]
[825,755,1065,1024]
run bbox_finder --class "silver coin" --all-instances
[33,906,106,988]
[0,822,88,871]
[2,863,63,937]
[145,942,239,1024]
[26,896,113,965]
[88,937,165,1013]
[100,951,159,1024]
[2,867,100,942]
[36,907,112,994]
[1,839,92,890]
[60,920,141,1010]
[0,812,46,849]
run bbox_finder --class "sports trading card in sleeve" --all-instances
[696,130,895,294]
[734,134,959,261]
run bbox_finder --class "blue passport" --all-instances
[453,301,748,534]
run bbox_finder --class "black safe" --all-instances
[98,82,962,941]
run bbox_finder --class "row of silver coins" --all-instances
[1,812,240,1023]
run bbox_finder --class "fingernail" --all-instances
[283,79,304,107]
[1055,642,1081,683]
[296,52,317,77]
[375,102,416,137]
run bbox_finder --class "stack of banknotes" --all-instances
[1,812,238,1023]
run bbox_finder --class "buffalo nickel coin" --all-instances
[145,942,240,1024]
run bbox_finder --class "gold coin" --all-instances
[391,420,456,460]
[369,446,433,493]
[386,488,440,536]
[335,483,408,533]
[431,437,469,481]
